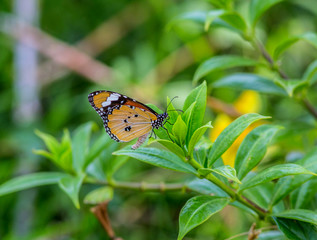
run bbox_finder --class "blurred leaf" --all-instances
[35,129,60,155]
[155,139,186,160]
[178,196,230,240]
[193,55,257,84]
[249,0,284,27]
[172,115,187,146]
[186,178,227,196]
[84,186,113,205]
[204,9,226,31]
[235,125,282,180]
[0,172,68,196]
[270,148,317,206]
[58,174,84,209]
[218,12,247,32]
[85,134,112,169]
[188,121,213,158]
[303,60,317,85]
[274,32,317,60]
[198,166,241,184]
[291,178,317,209]
[72,122,94,173]
[183,81,207,145]
[114,148,197,174]
[208,0,233,9]
[208,113,270,167]
[257,231,286,240]
[239,164,316,191]
[273,209,317,225]
[274,217,317,240]
[213,73,287,96]
[279,79,308,97]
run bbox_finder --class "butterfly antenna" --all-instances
[165,96,179,112]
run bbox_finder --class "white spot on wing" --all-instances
[102,100,111,107]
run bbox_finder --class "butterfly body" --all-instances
[88,90,168,148]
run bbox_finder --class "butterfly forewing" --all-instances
[88,90,159,142]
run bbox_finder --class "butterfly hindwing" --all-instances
[88,90,159,142]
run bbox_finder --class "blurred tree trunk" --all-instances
[13,0,39,237]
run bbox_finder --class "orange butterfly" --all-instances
[88,90,169,149]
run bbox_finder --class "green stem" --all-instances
[188,157,267,219]
[85,176,190,192]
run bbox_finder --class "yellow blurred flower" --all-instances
[210,91,263,167]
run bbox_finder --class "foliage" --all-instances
[1,0,317,239]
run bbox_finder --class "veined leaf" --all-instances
[198,166,241,184]
[240,163,316,191]
[235,125,282,180]
[154,139,186,160]
[114,148,196,174]
[272,209,317,225]
[188,122,213,158]
[172,115,188,146]
[178,196,230,240]
[208,113,270,167]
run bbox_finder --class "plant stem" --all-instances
[253,39,317,120]
[188,158,267,219]
[85,177,190,192]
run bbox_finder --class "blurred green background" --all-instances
[0,0,317,239]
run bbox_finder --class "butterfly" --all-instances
[88,90,169,149]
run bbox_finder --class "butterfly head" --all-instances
[152,112,168,129]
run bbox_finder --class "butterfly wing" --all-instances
[88,90,158,142]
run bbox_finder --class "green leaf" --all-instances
[35,129,60,155]
[219,12,247,33]
[274,217,317,240]
[213,73,287,96]
[274,32,317,60]
[303,60,317,85]
[186,179,227,197]
[204,9,226,31]
[172,115,188,146]
[193,56,257,84]
[165,96,179,133]
[183,81,207,145]
[182,101,196,127]
[154,139,186,160]
[235,125,282,180]
[188,122,213,158]
[249,0,284,28]
[113,148,197,174]
[240,163,316,191]
[279,79,308,97]
[199,166,241,184]
[0,172,68,196]
[270,148,317,206]
[291,178,317,209]
[273,209,317,225]
[178,196,230,240]
[84,186,113,205]
[208,113,270,167]
[58,174,84,209]
[72,122,94,173]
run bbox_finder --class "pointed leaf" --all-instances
[155,139,186,160]
[208,113,270,166]
[274,32,317,60]
[193,56,257,84]
[172,115,188,146]
[58,174,84,209]
[291,178,317,209]
[114,148,196,174]
[199,166,241,184]
[35,129,60,155]
[0,172,68,196]
[240,163,316,191]
[303,60,317,85]
[188,121,213,157]
[235,125,282,180]
[178,196,230,240]
[273,209,317,225]
[72,122,94,173]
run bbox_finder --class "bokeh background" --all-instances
[1,0,317,239]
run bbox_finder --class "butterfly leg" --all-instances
[131,132,150,150]
[162,126,174,143]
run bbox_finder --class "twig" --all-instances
[225,225,278,240]
[0,13,113,84]
[90,202,123,240]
